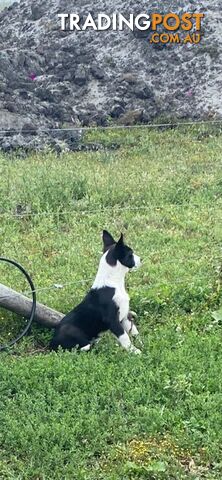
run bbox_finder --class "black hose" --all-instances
[0,257,36,351]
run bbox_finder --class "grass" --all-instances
[0,125,222,479]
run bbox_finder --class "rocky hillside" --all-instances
[0,0,221,152]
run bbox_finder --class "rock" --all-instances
[51,128,82,144]
[18,89,30,99]
[31,4,45,21]
[78,110,108,127]
[118,109,144,125]
[0,110,30,131]
[21,123,37,136]
[90,65,105,80]
[119,73,138,84]
[35,87,55,102]
[4,101,16,113]
[134,83,155,100]
[9,134,26,149]
[1,140,11,152]
[50,139,69,154]
[0,52,12,72]
[110,104,125,118]
[74,65,89,86]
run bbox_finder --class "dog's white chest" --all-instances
[113,288,129,321]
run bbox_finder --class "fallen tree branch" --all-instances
[0,283,63,328]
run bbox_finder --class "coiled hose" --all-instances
[0,257,36,351]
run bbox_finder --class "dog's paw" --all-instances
[133,347,142,355]
[80,344,91,352]
[131,325,140,337]
[129,345,142,355]
[136,336,144,346]
[128,310,138,320]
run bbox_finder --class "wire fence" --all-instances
[0,275,218,303]
[0,278,92,301]
[0,250,221,302]
[0,200,222,220]
[1,119,222,135]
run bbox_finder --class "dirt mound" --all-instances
[0,0,221,151]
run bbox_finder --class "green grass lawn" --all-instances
[0,125,222,479]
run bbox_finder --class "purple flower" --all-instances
[29,73,37,81]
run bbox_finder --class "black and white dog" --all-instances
[50,230,141,354]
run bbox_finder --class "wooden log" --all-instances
[0,283,63,328]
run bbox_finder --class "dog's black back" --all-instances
[50,287,120,350]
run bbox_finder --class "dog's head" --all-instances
[102,230,141,270]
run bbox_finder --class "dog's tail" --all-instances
[49,332,60,351]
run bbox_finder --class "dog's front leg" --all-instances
[105,307,141,354]
[117,330,141,355]
[123,312,144,347]
[123,315,139,337]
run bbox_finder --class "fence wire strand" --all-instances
[0,200,222,220]
[0,278,216,303]
[0,119,222,135]
[0,251,221,302]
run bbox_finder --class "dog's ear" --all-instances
[102,230,116,253]
[116,233,124,246]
